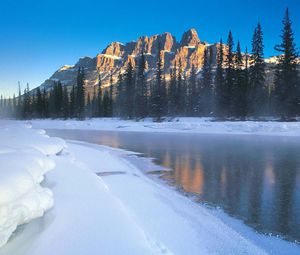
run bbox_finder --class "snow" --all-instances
[25,117,300,137]
[0,123,65,248]
[1,119,300,254]
[58,65,75,72]
[99,54,122,60]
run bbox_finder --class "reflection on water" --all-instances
[47,129,300,242]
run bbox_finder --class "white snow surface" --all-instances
[0,122,66,248]
[25,117,300,136]
[0,119,300,254]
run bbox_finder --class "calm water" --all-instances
[47,129,300,243]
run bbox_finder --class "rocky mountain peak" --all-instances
[102,42,124,57]
[180,28,200,47]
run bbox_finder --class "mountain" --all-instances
[40,29,222,91]
[39,28,296,93]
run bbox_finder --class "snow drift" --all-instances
[0,122,66,247]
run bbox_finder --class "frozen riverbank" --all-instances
[26,117,300,136]
[1,121,300,254]
[0,122,65,248]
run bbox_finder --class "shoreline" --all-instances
[22,118,300,137]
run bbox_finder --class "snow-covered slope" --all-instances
[0,122,65,248]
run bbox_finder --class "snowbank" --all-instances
[0,122,66,247]
[26,117,300,136]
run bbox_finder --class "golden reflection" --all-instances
[172,154,204,194]
[265,163,275,185]
[188,159,204,194]
[96,135,120,148]
[220,166,227,197]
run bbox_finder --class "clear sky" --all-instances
[0,0,299,97]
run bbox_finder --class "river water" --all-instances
[47,129,300,243]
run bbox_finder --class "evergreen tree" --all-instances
[152,43,166,121]
[76,67,86,120]
[215,39,226,118]
[244,47,250,118]
[135,51,148,119]
[36,87,43,118]
[23,83,31,119]
[188,65,198,116]
[225,30,235,117]
[70,84,76,118]
[233,41,247,119]
[62,86,69,119]
[17,82,23,119]
[176,59,184,116]
[54,81,63,118]
[97,74,103,117]
[86,92,92,118]
[109,73,114,117]
[42,88,49,118]
[115,71,125,117]
[274,8,300,119]
[199,47,214,116]
[124,61,135,118]
[168,65,177,116]
[102,90,110,117]
[249,23,266,116]
[12,94,17,117]
[92,85,97,117]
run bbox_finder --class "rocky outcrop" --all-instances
[180,28,200,47]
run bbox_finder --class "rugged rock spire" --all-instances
[180,28,200,47]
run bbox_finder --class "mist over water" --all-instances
[47,129,300,242]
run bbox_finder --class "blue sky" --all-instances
[0,0,299,96]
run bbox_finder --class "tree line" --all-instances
[1,8,299,121]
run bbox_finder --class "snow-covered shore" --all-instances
[1,120,300,254]
[27,117,300,136]
[0,122,65,248]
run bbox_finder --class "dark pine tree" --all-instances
[274,8,300,119]
[215,39,226,118]
[62,86,69,119]
[109,73,114,117]
[168,63,177,116]
[17,82,22,119]
[115,71,125,117]
[199,47,214,116]
[97,74,103,117]
[225,30,235,117]
[76,67,86,120]
[102,90,110,117]
[152,43,166,121]
[12,94,17,117]
[233,41,247,119]
[249,22,266,117]
[92,85,97,117]
[36,87,43,118]
[135,51,148,119]
[176,59,184,116]
[42,88,49,118]
[54,81,63,118]
[86,92,92,118]
[188,65,198,116]
[69,84,76,118]
[124,61,135,118]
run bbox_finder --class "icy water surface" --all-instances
[47,129,300,243]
